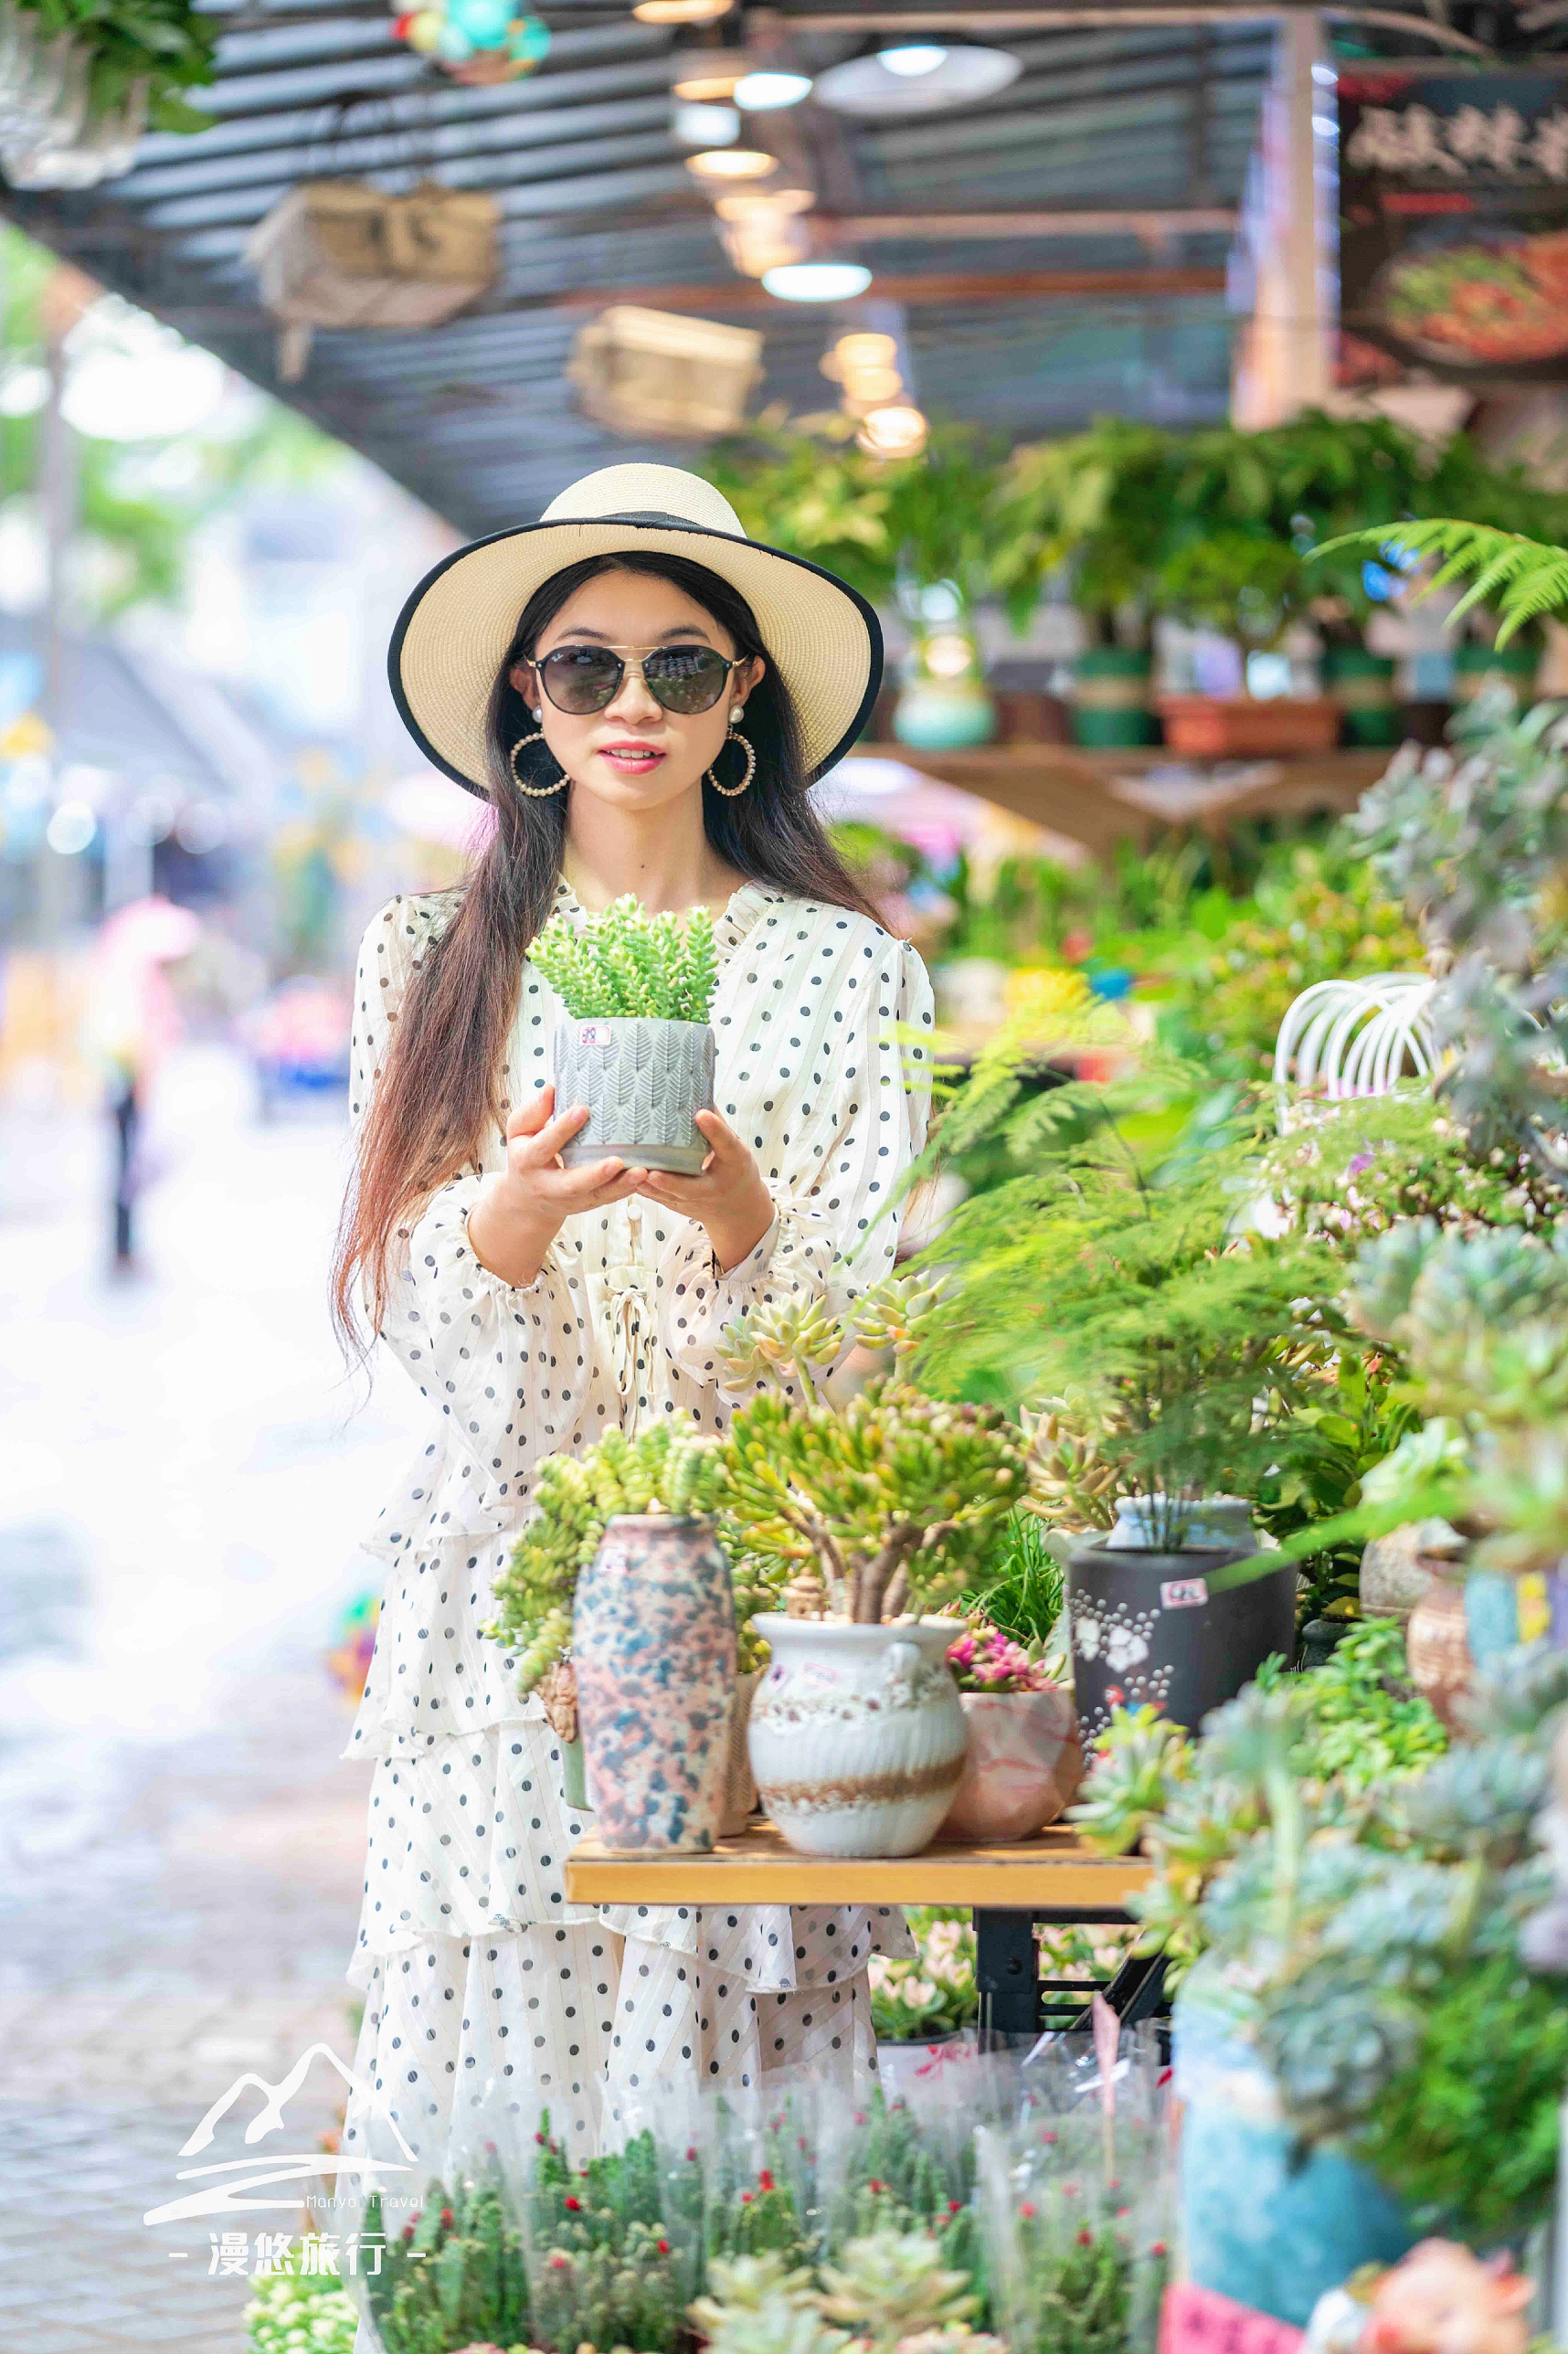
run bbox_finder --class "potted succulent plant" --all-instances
[933,1617,1081,1845]
[989,419,1174,748]
[714,1289,1030,1859]
[529,894,719,1175]
[486,1424,779,1848]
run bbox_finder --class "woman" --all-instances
[334,463,935,2176]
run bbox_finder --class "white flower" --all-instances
[1105,1627,1149,1671]
[1074,1615,1102,1660]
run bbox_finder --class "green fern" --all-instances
[1315,519,1568,646]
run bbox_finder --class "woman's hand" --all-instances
[467,1083,647,1287]
[637,1108,774,1273]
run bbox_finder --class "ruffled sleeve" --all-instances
[349,896,596,1500]
[656,922,935,1390]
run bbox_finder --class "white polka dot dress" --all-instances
[339,877,933,2173]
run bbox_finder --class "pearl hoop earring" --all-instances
[509,732,568,798]
[706,727,756,799]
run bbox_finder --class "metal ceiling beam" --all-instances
[782,4,1492,46]
[817,203,1237,233]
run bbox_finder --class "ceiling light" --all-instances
[673,69,740,100]
[686,146,777,180]
[762,261,873,302]
[879,43,946,74]
[858,402,929,459]
[734,69,811,110]
[673,100,740,145]
[713,184,813,218]
[813,42,1021,118]
[633,0,731,23]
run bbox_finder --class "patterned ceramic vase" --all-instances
[933,1687,1083,1844]
[573,1512,736,1851]
[555,1015,715,1176]
[747,1615,969,1858]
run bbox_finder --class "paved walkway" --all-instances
[0,1046,425,2349]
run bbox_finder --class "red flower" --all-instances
[658,2240,671,2255]
[740,2192,753,2205]
[869,2180,884,2194]
[853,2111,867,2126]
[535,2132,547,2146]
[401,2224,416,2243]
[1151,2242,1169,2259]
[948,2201,962,2216]
[686,2147,698,2162]
[1077,2230,1094,2247]
[551,2254,571,2272]
[564,2196,581,2212]
[440,2208,454,2231]
[1019,2203,1036,2221]
[758,2170,775,2192]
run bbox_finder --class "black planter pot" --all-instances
[1066,1535,1297,1745]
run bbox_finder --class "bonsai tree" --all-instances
[715,1335,1029,1623]
[528,894,718,1022]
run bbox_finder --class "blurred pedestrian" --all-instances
[84,895,201,1271]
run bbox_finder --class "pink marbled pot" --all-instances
[572,1512,737,1852]
[934,1686,1083,1844]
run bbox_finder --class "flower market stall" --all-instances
[283,643,1568,2354]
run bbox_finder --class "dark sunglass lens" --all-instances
[542,647,621,711]
[645,647,729,713]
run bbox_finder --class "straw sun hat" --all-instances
[388,461,884,799]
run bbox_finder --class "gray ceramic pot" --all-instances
[1066,1533,1296,1746]
[554,1015,715,1176]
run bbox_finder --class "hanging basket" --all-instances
[245,176,498,334]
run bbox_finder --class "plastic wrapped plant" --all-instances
[529,894,718,1023]
[355,2166,530,2354]
[519,2116,696,2354]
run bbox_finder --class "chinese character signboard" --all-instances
[1339,67,1568,382]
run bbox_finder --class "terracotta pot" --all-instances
[748,1615,968,1858]
[573,1512,736,1850]
[934,1687,1083,1843]
[555,1014,715,1177]
[1157,696,1340,758]
[722,1667,762,1839]
[1405,1575,1473,1730]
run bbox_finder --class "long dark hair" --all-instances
[334,547,883,1342]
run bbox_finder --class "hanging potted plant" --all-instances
[529,894,719,1176]
[932,1615,1081,1845]
[486,1423,779,1849]
[714,1288,1030,1859]
[990,420,1175,749]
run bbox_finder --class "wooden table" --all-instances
[566,1823,1154,2038]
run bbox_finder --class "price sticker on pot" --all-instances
[1160,1576,1209,1610]
[578,1023,613,1048]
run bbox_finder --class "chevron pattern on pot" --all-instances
[554,1014,716,1174]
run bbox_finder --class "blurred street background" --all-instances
[0,218,1038,2352]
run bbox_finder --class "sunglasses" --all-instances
[535,642,744,718]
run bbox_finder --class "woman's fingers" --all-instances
[694,1107,743,1158]
[514,1100,590,1166]
[506,1084,556,1140]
